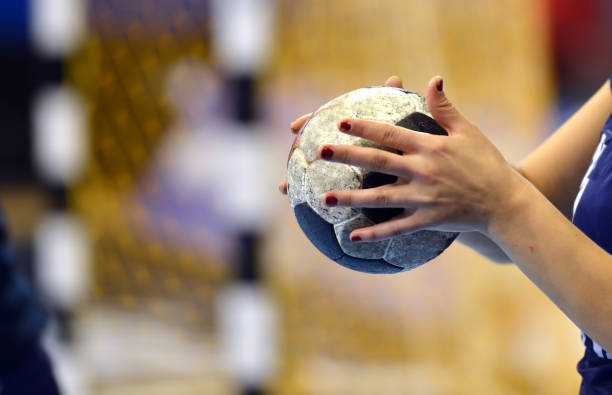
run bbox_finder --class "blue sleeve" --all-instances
[0,211,46,375]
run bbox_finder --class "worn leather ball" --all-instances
[287,86,458,274]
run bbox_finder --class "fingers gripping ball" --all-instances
[286,87,458,274]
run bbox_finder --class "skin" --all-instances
[280,75,612,351]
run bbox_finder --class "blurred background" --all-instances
[0,0,611,394]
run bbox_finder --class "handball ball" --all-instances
[286,86,458,274]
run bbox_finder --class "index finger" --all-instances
[338,119,425,152]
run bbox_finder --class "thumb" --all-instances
[425,76,469,135]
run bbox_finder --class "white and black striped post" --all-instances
[211,1,278,394]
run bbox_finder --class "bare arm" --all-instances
[317,75,612,349]
[490,172,612,350]
[458,79,612,263]
[280,77,612,266]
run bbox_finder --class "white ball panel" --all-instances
[298,105,363,163]
[383,230,456,269]
[343,87,427,124]
[286,148,309,208]
[334,215,389,259]
[305,160,360,224]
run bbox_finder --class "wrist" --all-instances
[485,167,534,238]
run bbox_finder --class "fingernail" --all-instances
[350,235,362,242]
[320,146,334,159]
[339,121,351,132]
[324,195,338,206]
[436,79,443,92]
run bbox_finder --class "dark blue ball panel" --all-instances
[439,232,459,253]
[362,172,403,224]
[335,255,405,274]
[396,112,448,136]
[293,203,407,274]
[293,203,343,260]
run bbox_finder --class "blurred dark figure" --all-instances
[0,210,59,395]
[0,1,60,393]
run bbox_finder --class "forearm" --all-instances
[461,80,612,263]
[487,170,612,351]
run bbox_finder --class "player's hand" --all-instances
[278,76,404,194]
[318,76,524,242]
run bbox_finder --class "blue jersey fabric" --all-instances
[0,210,46,377]
[571,75,612,394]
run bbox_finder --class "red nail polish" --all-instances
[350,235,362,242]
[339,121,351,132]
[325,195,338,206]
[436,79,443,92]
[321,146,334,159]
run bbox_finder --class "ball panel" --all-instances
[333,215,389,259]
[383,230,458,269]
[344,87,427,123]
[361,172,404,224]
[286,148,309,207]
[305,160,360,224]
[362,207,404,225]
[298,103,359,163]
[396,112,448,136]
[293,203,343,260]
[362,172,398,189]
[335,255,405,274]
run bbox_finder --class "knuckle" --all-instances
[363,229,377,241]
[439,98,454,112]
[337,147,350,162]
[380,127,397,147]
[419,162,439,180]
[426,138,446,154]
[371,152,389,170]
[425,189,440,204]
[369,231,383,241]
[373,192,389,206]
[340,192,352,206]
